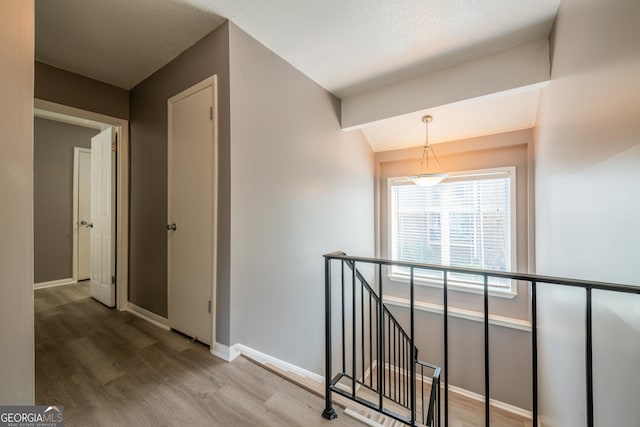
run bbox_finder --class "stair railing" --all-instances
[323,251,640,427]
[322,252,440,426]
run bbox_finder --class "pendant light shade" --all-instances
[408,173,447,187]
[407,115,447,186]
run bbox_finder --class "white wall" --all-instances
[535,0,640,425]
[0,0,35,404]
[228,23,374,374]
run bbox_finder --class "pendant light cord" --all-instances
[418,115,445,175]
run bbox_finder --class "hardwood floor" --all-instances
[35,283,529,427]
[255,347,531,427]
[35,282,366,427]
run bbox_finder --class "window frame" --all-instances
[387,166,518,297]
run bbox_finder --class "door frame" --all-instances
[72,146,92,282]
[167,75,218,346]
[35,98,130,311]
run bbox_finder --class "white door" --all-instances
[77,148,91,280]
[168,76,216,345]
[90,127,115,307]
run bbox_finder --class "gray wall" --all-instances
[34,117,99,283]
[535,0,640,425]
[35,62,129,120]
[228,23,375,374]
[0,0,34,404]
[129,23,231,344]
[376,130,533,410]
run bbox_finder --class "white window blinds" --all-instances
[389,169,515,289]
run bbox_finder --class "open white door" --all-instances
[168,76,216,345]
[90,127,115,307]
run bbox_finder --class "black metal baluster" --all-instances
[421,363,425,425]
[322,257,337,420]
[361,279,365,387]
[388,314,391,400]
[484,274,490,427]
[341,261,345,374]
[406,338,409,406]
[586,287,594,427]
[352,262,356,399]
[532,281,538,427]
[394,320,397,402]
[406,338,409,407]
[444,271,449,427]
[378,264,384,411]
[402,335,405,406]
[410,267,416,425]
[436,376,440,427]
[369,292,373,388]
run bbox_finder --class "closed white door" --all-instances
[77,148,91,280]
[168,76,217,345]
[90,127,115,307]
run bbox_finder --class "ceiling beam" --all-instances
[341,39,550,130]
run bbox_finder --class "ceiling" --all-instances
[362,87,542,152]
[35,0,561,151]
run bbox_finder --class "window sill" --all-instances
[387,273,518,299]
[382,295,530,331]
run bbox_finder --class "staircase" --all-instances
[322,252,441,427]
[344,407,412,427]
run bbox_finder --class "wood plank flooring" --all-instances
[250,345,531,427]
[35,282,366,427]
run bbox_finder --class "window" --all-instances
[388,167,516,294]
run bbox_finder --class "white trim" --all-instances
[34,278,76,289]
[167,75,218,348]
[223,344,533,421]
[126,302,171,331]
[361,360,377,385]
[210,342,241,362]
[232,344,324,384]
[387,273,517,299]
[447,383,532,420]
[34,99,130,312]
[383,295,531,332]
[379,361,531,420]
[343,408,383,427]
[34,108,104,130]
[387,166,518,296]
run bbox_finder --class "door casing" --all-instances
[35,98,129,311]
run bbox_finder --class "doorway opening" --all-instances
[33,99,129,310]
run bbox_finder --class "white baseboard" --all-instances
[447,384,532,420]
[211,342,241,362]
[227,344,324,384]
[126,302,170,331]
[34,278,76,289]
[208,344,531,421]
[379,361,531,420]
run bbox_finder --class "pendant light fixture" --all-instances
[407,115,447,186]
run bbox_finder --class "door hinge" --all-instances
[208,300,212,313]
[209,106,213,121]
[112,143,117,152]
[111,276,116,285]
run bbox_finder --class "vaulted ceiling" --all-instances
[36,0,561,151]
